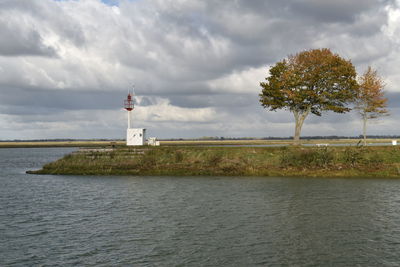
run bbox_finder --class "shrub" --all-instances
[207,153,223,167]
[139,149,157,169]
[175,150,184,163]
[342,147,364,167]
[363,151,384,166]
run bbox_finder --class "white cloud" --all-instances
[134,97,218,122]
[382,1,400,42]
[208,66,267,94]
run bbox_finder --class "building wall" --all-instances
[127,128,146,146]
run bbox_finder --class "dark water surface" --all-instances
[1,148,400,266]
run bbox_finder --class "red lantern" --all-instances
[124,93,134,111]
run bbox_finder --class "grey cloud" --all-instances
[290,0,381,23]
[0,0,40,13]
[133,0,391,81]
[112,0,392,90]
[0,0,85,53]
[387,92,400,108]
[0,87,122,114]
[137,96,153,107]
[168,93,256,109]
[0,19,56,57]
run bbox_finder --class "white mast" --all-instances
[124,85,146,146]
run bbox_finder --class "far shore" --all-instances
[1,138,398,148]
[0,141,124,148]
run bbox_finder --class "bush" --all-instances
[175,150,184,163]
[342,147,364,167]
[207,153,223,167]
[363,151,384,166]
[139,149,157,169]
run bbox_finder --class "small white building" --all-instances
[147,137,160,146]
[127,128,146,146]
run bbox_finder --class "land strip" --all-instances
[28,146,400,178]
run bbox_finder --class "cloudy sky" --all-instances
[0,0,399,140]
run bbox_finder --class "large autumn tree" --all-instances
[355,66,388,146]
[259,48,359,145]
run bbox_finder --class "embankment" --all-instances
[28,146,400,177]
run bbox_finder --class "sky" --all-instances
[0,0,399,140]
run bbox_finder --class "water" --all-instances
[1,148,400,266]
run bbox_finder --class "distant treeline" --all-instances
[0,139,124,142]
[162,135,400,141]
[1,135,399,142]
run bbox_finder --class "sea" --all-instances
[1,147,400,266]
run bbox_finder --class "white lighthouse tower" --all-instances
[124,88,146,146]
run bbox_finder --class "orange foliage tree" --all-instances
[355,66,389,145]
[259,48,359,145]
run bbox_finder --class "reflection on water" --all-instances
[1,148,400,266]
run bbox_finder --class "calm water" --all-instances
[1,148,400,266]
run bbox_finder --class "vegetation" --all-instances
[259,48,359,145]
[29,146,400,178]
[355,66,389,145]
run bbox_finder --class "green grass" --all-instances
[29,146,400,178]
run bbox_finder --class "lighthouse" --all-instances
[124,89,146,146]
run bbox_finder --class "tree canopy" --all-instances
[259,48,359,144]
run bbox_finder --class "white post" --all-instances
[127,111,131,129]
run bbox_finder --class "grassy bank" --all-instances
[29,146,400,177]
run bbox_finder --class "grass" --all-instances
[28,146,400,178]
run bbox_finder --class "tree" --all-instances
[259,48,359,145]
[355,66,388,146]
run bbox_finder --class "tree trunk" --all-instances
[363,115,367,146]
[293,107,311,146]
